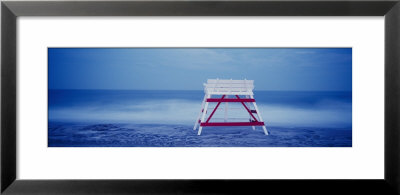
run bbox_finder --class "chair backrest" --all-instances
[204,79,254,95]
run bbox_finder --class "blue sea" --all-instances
[48,90,352,147]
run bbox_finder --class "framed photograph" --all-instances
[2,0,400,194]
[47,47,352,147]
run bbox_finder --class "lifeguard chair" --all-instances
[194,79,268,135]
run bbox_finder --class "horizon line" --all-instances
[48,88,352,92]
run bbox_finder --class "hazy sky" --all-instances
[48,48,352,91]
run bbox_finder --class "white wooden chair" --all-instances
[193,79,268,135]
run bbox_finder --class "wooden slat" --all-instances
[200,122,265,126]
[206,98,255,102]
[204,84,254,87]
[207,79,254,84]
[206,91,254,95]
[204,87,254,91]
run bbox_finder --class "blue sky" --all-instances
[48,48,352,91]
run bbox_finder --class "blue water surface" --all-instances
[48,90,352,147]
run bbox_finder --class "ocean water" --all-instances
[48,90,352,147]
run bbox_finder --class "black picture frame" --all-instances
[2,0,400,194]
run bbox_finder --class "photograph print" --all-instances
[48,48,352,147]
